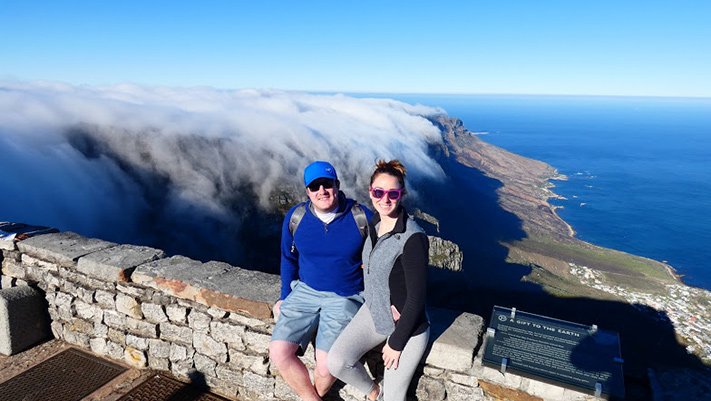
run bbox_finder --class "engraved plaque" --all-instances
[483,306,624,400]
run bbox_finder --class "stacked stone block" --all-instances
[1,230,497,401]
[0,285,51,355]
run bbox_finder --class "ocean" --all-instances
[381,94,711,290]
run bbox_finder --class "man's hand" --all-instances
[382,343,401,370]
[273,300,283,322]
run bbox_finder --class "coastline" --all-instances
[664,264,684,283]
[540,159,689,287]
[550,207,576,237]
[515,161,711,365]
[542,176,577,238]
[540,169,686,286]
[515,140,711,364]
[435,113,711,365]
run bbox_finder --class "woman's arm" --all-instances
[387,232,429,351]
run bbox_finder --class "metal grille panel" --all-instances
[0,348,126,401]
[118,374,231,401]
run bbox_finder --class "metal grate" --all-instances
[118,374,231,401]
[0,347,126,401]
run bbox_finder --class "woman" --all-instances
[329,160,430,401]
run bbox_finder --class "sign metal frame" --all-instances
[482,306,625,400]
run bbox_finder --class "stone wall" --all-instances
[0,231,488,400]
[1,230,600,401]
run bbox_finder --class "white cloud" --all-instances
[0,81,447,265]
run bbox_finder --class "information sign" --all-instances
[482,306,624,400]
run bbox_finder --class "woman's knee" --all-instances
[326,350,348,377]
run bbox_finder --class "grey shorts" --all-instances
[271,281,364,352]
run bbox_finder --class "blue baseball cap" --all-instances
[303,161,338,186]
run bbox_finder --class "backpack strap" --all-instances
[288,203,307,253]
[351,202,369,239]
[288,201,368,254]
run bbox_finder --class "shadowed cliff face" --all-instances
[432,115,573,239]
[416,153,536,296]
[63,125,287,271]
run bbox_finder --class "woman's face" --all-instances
[369,173,403,219]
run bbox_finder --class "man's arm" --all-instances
[280,208,300,300]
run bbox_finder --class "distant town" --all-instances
[569,263,711,364]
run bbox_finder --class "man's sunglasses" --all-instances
[370,187,405,201]
[307,179,336,192]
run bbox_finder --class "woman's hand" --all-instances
[382,343,401,369]
[390,305,401,322]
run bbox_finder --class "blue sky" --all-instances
[2,1,710,97]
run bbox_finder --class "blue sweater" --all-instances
[280,192,372,300]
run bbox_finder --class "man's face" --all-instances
[306,178,339,213]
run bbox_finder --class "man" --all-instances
[269,161,371,401]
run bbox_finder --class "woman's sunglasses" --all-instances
[370,187,405,201]
[307,179,336,192]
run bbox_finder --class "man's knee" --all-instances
[269,341,299,370]
[315,357,333,379]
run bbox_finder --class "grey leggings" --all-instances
[328,304,429,401]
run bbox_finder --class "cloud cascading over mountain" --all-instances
[0,81,446,269]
